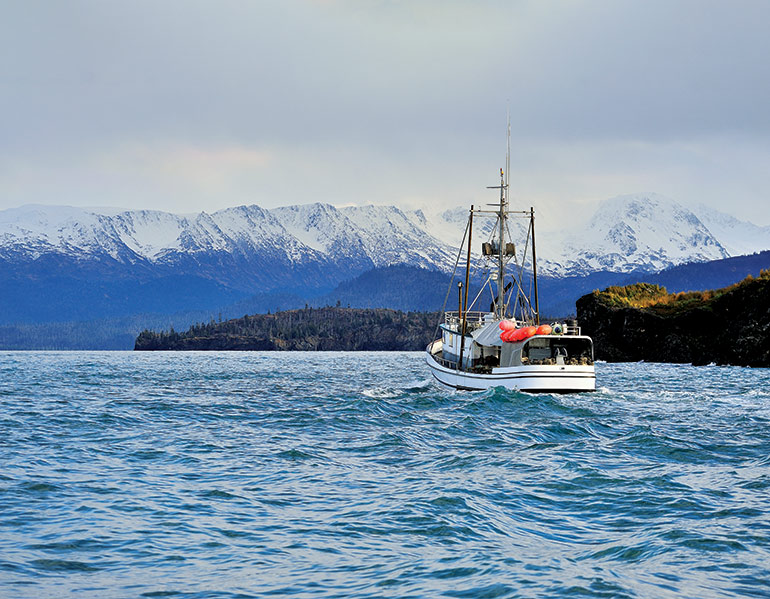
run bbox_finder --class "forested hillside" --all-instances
[135,307,441,351]
[4,253,768,350]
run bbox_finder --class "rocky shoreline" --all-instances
[577,272,770,367]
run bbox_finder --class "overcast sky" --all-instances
[2,0,769,225]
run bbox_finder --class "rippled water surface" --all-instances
[1,351,769,598]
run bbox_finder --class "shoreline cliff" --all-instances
[576,272,770,367]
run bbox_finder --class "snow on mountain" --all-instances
[407,194,729,275]
[0,194,763,285]
[97,210,188,260]
[0,205,121,260]
[0,202,457,284]
[692,203,770,257]
[406,206,513,254]
[269,203,371,263]
[540,193,729,274]
[271,203,346,253]
[408,207,469,249]
[270,202,461,270]
[338,204,455,269]
[203,205,297,256]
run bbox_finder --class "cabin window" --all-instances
[442,331,456,348]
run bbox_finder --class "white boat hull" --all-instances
[426,348,595,393]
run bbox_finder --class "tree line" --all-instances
[135,307,442,351]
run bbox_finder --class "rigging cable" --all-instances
[430,216,471,350]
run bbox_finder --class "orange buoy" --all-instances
[501,328,516,342]
[536,324,552,336]
[499,320,516,331]
[521,326,537,339]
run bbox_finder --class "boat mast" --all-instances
[458,205,473,371]
[496,169,506,320]
[530,207,540,324]
[496,119,511,320]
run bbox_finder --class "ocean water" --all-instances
[1,352,769,599]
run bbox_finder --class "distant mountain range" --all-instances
[0,193,768,333]
[3,251,769,351]
[0,202,451,289]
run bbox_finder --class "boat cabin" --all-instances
[438,311,594,372]
[499,335,594,368]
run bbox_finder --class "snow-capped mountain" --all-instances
[1,192,768,328]
[406,193,742,276]
[2,193,768,325]
[2,194,765,281]
[407,206,503,249]
[692,203,770,257]
[538,193,730,275]
[338,205,454,269]
[0,203,458,299]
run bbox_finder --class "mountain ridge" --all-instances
[1,194,768,326]
[2,250,768,350]
[3,194,763,275]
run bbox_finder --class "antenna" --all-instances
[505,109,510,193]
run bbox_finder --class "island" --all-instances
[576,270,770,366]
[135,307,439,351]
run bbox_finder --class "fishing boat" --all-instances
[425,142,596,393]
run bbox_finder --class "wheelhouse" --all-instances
[499,335,594,368]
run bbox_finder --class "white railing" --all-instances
[432,355,458,369]
[444,311,490,332]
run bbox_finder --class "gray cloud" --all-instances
[1,0,768,223]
